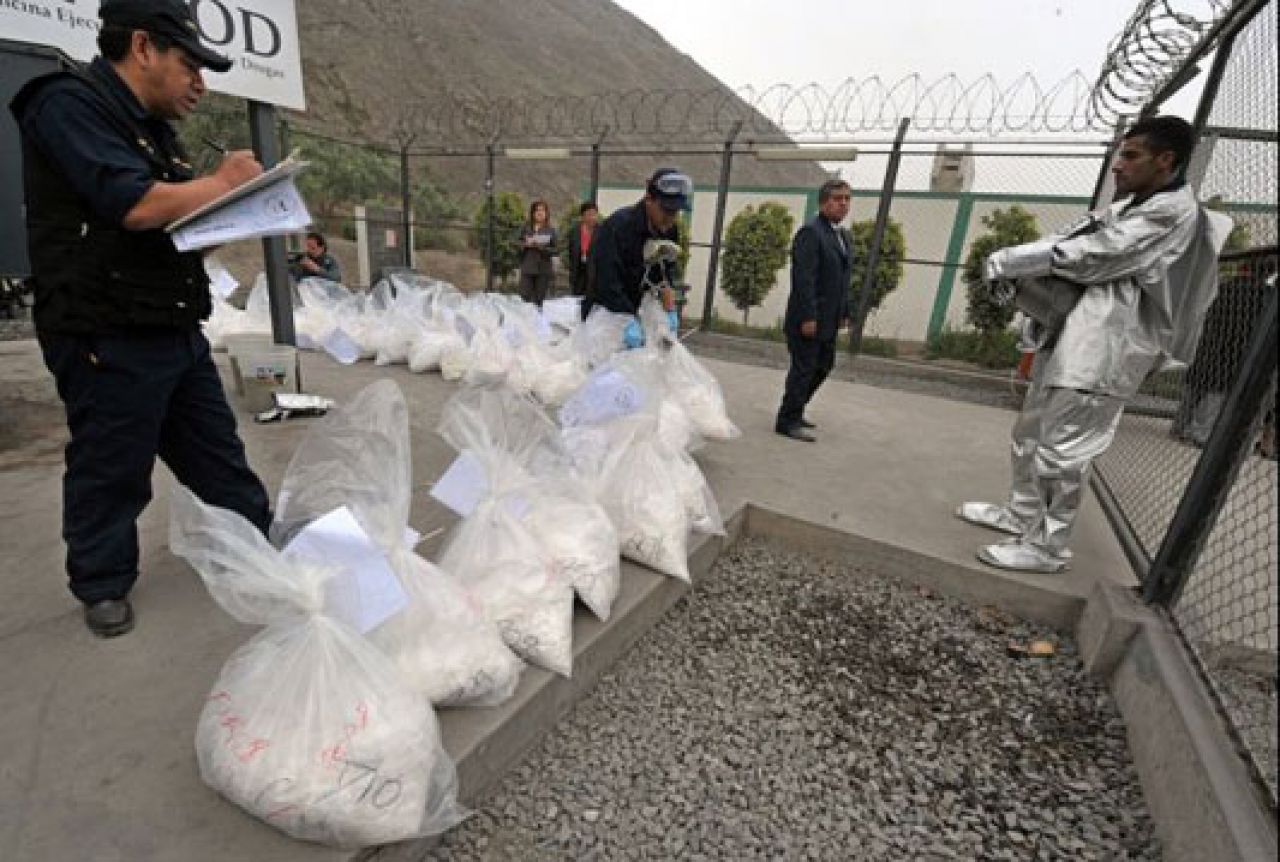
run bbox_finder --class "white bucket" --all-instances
[224,333,274,396]
[236,346,298,413]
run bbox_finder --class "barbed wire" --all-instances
[195,4,1242,151]
[1087,0,1233,126]
[262,71,1109,151]
[201,0,1238,153]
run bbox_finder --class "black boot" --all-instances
[84,599,134,638]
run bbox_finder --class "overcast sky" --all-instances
[612,0,1139,88]
[609,1,1216,193]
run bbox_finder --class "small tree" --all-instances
[412,176,465,251]
[295,139,399,221]
[848,217,906,316]
[962,206,1041,336]
[472,191,527,288]
[673,213,692,281]
[557,202,582,273]
[720,202,794,325]
[177,93,251,173]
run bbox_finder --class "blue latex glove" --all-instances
[623,318,645,349]
[667,310,680,335]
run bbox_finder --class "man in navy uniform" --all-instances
[11,0,272,637]
[583,168,690,347]
[776,180,854,442]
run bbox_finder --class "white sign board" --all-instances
[0,0,305,110]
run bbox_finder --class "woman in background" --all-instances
[517,199,558,306]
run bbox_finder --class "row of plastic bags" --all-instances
[204,272,741,442]
[171,275,740,849]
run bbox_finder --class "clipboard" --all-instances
[166,150,310,233]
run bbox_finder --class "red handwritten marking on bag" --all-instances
[237,738,271,763]
[319,701,371,769]
[208,691,273,762]
[220,712,244,743]
[266,803,297,821]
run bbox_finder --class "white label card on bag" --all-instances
[560,369,646,428]
[282,505,408,634]
[205,263,240,300]
[321,327,362,365]
[541,297,581,328]
[429,450,491,517]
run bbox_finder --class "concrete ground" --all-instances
[0,339,1132,862]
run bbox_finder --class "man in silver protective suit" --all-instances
[957,115,1232,574]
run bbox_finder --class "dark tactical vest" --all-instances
[13,64,211,335]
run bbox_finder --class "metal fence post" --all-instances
[399,142,413,269]
[485,140,496,292]
[701,120,743,330]
[247,101,295,346]
[1191,25,1240,135]
[278,116,291,159]
[590,128,607,203]
[277,118,301,255]
[925,194,975,344]
[848,117,909,355]
[1143,279,1279,607]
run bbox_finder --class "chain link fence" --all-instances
[1093,0,1278,809]
[851,143,1108,356]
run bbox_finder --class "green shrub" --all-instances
[856,336,898,358]
[472,191,527,286]
[556,203,581,273]
[721,202,794,325]
[703,316,787,342]
[927,327,1020,369]
[848,218,906,315]
[696,317,899,358]
[962,206,1041,336]
[412,176,466,250]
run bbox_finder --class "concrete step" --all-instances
[368,517,742,860]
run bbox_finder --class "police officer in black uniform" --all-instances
[10,0,272,638]
[583,168,690,347]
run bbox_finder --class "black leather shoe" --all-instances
[797,417,816,429]
[776,426,816,443]
[84,599,134,638]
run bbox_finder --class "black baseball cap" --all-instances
[646,168,693,213]
[100,0,233,73]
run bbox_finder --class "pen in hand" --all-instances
[202,136,228,155]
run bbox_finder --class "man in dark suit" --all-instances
[775,179,854,442]
[567,201,599,297]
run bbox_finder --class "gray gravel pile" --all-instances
[427,540,1160,861]
[1214,666,1278,803]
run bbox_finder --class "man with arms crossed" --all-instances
[958,116,1231,573]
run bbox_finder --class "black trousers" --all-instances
[776,334,836,430]
[519,272,552,306]
[39,329,271,604]
[570,267,588,298]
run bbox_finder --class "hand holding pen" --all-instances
[205,138,263,189]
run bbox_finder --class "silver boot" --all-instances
[977,539,1070,574]
[956,502,1026,536]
